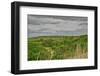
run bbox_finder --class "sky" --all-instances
[28,15,88,38]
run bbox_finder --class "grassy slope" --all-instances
[28,35,88,61]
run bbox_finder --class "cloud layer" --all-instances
[28,15,88,37]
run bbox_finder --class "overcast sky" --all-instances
[28,15,88,38]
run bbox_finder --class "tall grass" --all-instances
[28,35,88,61]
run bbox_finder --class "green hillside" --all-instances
[28,35,88,61]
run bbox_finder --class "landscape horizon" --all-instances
[27,15,88,61]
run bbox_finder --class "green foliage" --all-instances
[28,35,88,61]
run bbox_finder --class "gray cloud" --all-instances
[28,15,88,38]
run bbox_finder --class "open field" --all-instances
[28,35,88,61]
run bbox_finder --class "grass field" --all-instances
[28,35,88,61]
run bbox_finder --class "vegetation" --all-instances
[28,35,88,61]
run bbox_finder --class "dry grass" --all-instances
[28,35,88,61]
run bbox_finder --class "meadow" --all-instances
[28,35,88,61]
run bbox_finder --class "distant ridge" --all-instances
[29,35,87,39]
